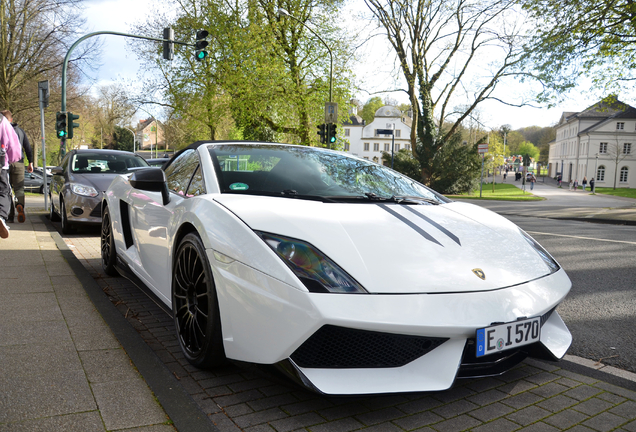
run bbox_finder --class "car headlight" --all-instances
[520,229,560,274]
[71,183,99,197]
[256,231,367,294]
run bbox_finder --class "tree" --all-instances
[522,0,636,103]
[112,126,134,152]
[517,141,540,164]
[361,97,384,124]
[130,0,353,146]
[607,135,631,189]
[364,0,528,186]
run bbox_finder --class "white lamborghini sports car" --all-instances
[101,141,572,395]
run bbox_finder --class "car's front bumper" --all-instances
[211,255,572,395]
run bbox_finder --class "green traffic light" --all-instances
[196,50,208,60]
[330,136,336,143]
[57,130,67,138]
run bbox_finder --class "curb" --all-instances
[40,214,219,432]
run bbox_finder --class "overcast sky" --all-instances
[82,0,599,130]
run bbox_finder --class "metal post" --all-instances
[391,124,395,169]
[479,154,484,198]
[593,154,599,193]
[38,87,48,213]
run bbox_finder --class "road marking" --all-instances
[527,231,636,246]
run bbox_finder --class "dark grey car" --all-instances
[49,149,149,233]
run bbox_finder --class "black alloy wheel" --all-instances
[172,233,225,368]
[60,198,75,234]
[101,205,118,277]
[49,195,60,222]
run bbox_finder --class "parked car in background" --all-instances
[101,141,572,395]
[146,157,171,168]
[49,149,149,233]
[24,171,47,193]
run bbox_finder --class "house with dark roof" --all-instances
[548,99,636,188]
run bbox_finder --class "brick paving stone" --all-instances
[517,422,560,432]
[501,391,543,409]
[209,412,242,431]
[307,417,364,432]
[499,380,538,396]
[498,365,541,383]
[554,369,600,386]
[361,395,408,411]
[244,425,276,432]
[582,411,627,432]
[530,381,570,398]
[566,385,604,401]
[357,422,406,432]
[268,412,325,432]
[317,403,370,421]
[432,399,479,419]
[248,394,301,412]
[431,414,482,432]
[234,407,290,429]
[465,377,506,393]
[565,426,596,432]
[524,359,561,373]
[224,403,255,417]
[468,402,515,422]
[470,418,518,432]
[593,382,636,401]
[392,411,444,430]
[610,401,636,419]
[597,392,627,405]
[396,396,443,414]
[555,377,581,388]
[199,373,247,389]
[282,398,334,416]
[572,398,613,416]
[229,378,276,393]
[261,385,297,397]
[190,392,222,415]
[206,385,233,398]
[467,389,509,407]
[536,395,579,413]
[525,372,560,386]
[215,389,266,407]
[543,409,588,429]
[355,407,405,426]
[624,419,636,432]
[506,405,552,426]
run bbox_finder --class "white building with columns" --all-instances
[548,100,636,188]
[342,106,412,164]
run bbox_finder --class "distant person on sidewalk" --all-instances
[573,179,578,191]
[1,110,33,223]
[503,172,507,182]
[557,174,562,187]
[529,172,536,190]
[582,176,588,191]
[590,177,595,193]
[569,179,573,191]
[0,112,21,238]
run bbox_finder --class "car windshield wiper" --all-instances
[224,189,337,203]
[364,193,441,205]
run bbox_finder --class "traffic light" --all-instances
[55,112,67,139]
[327,123,337,144]
[194,30,209,61]
[163,27,174,60]
[317,123,326,144]
[67,112,80,139]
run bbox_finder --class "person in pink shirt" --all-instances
[0,112,22,238]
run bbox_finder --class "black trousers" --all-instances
[0,169,11,220]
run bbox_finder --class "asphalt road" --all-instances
[508,216,636,374]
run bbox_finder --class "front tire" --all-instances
[60,198,75,234]
[172,233,226,368]
[101,205,118,277]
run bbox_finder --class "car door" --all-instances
[128,149,204,301]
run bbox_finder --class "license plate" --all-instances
[476,317,541,357]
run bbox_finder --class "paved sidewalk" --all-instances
[0,209,173,431]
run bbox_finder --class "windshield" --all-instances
[208,144,448,203]
[71,153,149,174]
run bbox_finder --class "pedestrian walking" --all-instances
[582,176,588,191]
[590,177,595,193]
[503,172,507,182]
[557,174,562,187]
[573,179,578,191]
[1,110,33,223]
[0,112,22,238]
[529,173,536,190]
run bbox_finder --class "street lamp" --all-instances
[276,8,333,103]
[593,153,599,193]
[123,126,136,153]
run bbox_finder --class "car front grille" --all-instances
[290,325,448,369]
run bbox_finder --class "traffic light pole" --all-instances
[59,31,194,155]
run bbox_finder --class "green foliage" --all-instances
[361,97,384,124]
[522,0,636,103]
[380,149,421,180]
[428,133,481,195]
[517,141,540,161]
[112,126,134,152]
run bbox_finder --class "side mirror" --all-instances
[130,168,170,205]
[51,166,63,175]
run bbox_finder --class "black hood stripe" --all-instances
[403,206,461,246]
[377,204,443,247]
